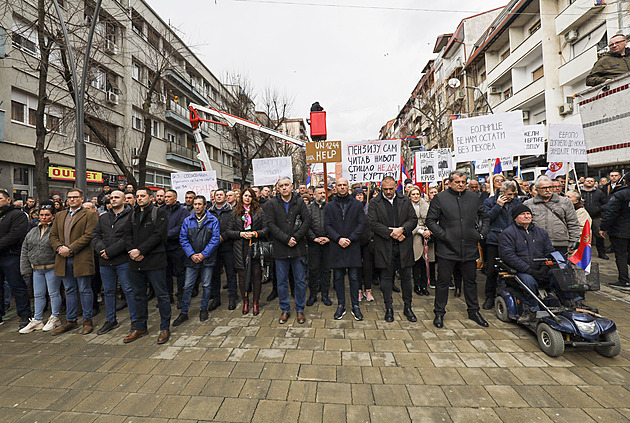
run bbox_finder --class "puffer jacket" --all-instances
[20,223,56,275]
[306,201,327,243]
[483,192,522,246]
[263,192,312,259]
[601,185,630,238]
[92,206,132,267]
[226,207,268,270]
[179,210,220,268]
[585,48,630,86]
[499,223,555,274]
[524,194,581,247]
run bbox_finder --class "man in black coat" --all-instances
[263,177,312,324]
[306,186,332,306]
[122,188,171,345]
[208,189,238,310]
[92,190,136,334]
[426,171,490,329]
[324,178,365,321]
[367,176,418,323]
[581,177,608,259]
[600,174,630,289]
[0,190,31,328]
[162,190,188,305]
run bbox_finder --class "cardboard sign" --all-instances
[414,151,437,183]
[305,141,341,163]
[453,111,524,163]
[547,124,587,163]
[523,124,545,155]
[252,157,293,186]
[474,157,514,175]
[342,139,400,183]
[436,148,454,180]
[171,171,218,200]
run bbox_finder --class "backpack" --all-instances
[130,206,158,226]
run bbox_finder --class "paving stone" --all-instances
[456,368,493,385]
[177,396,222,420]
[369,405,411,422]
[316,382,352,404]
[73,391,127,414]
[323,403,347,421]
[494,407,554,423]
[428,353,466,367]
[370,352,397,367]
[342,351,372,366]
[230,362,265,379]
[150,394,190,418]
[583,407,628,422]
[372,384,413,406]
[298,402,323,422]
[510,367,557,385]
[514,386,562,408]
[407,385,449,407]
[287,380,318,402]
[541,407,597,423]
[312,351,342,365]
[110,393,165,417]
[441,386,496,407]
[214,398,258,422]
[337,365,364,384]
[351,383,375,405]
[543,385,601,408]
[266,380,291,400]
[579,385,630,407]
[419,368,466,385]
[260,363,300,380]
[201,378,245,397]
[447,407,502,423]
[239,379,271,399]
[408,406,453,422]
[283,349,313,364]
[298,364,336,381]
[380,367,421,385]
[485,385,529,407]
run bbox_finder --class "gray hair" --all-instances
[277,177,292,185]
[535,175,552,188]
[501,181,518,192]
[448,170,466,182]
[565,190,581,202]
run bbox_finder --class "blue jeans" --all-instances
[60,258,93,321]
[130,268,171,331]
[33,268,61,321]
[333,268,360,307]
[100,263,136,324]
[516,273,540,311]
[182,266,213,315]
[275,257,306,313]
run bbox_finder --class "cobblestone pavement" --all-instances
[1,257,629,422]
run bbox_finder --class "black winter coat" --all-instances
[123,202,168,271]
[162,202,189,251]
[209,203,235,253]
[426,188,489,261]
[324,195,365,268]
[0,205,28,256]
[581,188,607,219]
[367,192,418,269]
[483,192,522,246]
[499,223,555,274]
[601,185,630,238]
[226,208,268,270]
[307,201,327,242]
[92,206,132,267]
[263,193,312,259]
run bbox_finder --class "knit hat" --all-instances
[511,204,532,220]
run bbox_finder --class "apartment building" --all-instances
[1,0,238,201]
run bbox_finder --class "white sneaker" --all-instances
[42,316,61,332]
[19,318,44,334]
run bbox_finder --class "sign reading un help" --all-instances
[547,124,587,163]
[305,141,341,163]
[452,111,524,163]
[171,170,218,201]
[252,157,293,186]
[342,139,400,183]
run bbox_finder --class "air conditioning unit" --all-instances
[489,86,502,95]
[522,110,530,120]
[105,39,119,55]
[558,103,574,116]
[106,91,119,105]
[564,29,579,44]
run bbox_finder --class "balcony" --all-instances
[556,0,605,36]
[487,30,542,87]
[558,45,599,86]
[166,142,200,167]
[495,76,545,113]
[164,69,208,105]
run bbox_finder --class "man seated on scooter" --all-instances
[499,205,556,323]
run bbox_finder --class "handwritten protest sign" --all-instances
[453,111,524,163]
[414,151,436,183]
[436,148,454,180]
[252,157,293,186]
[306,141,341,163]
[171,171,218,201]
[342,139,400,183]
[547,124,587,163]
[474,156,514,175]
[523,124,545,156]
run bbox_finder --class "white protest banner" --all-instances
[523,124,545,156]
[414,151,436,183]
[453,110,524,163]
[252,157,293,186]
[547,124,587,163]
[342,139,400,183]
[474,157,514,175]
[171,170,218,200]
[436,148,454,180]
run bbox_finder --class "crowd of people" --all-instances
[0,168,628,344]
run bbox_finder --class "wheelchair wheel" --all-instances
[537,323,565,357]
[495,296,510,322]
[594,330,621,358]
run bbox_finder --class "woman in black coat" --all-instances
[226,188,268,315]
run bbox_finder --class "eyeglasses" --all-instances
[538,186,553,190]
[67,196,81,199]
[609,40,626,47]
[40,205,53,210]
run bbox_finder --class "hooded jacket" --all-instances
[179,210,220,267]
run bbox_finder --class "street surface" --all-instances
[0,256,629,422]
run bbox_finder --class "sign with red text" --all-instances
[342,139,400,183]
[171,170,218,201]
[48,166,103,183]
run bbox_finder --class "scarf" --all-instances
[242,205,252,230]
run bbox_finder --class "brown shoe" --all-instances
[51,320,78,336]
[123,329,147,344]
[81,319,93,335]
[279,312,290,324]
[157,330,170,344]
[297,312,306,324]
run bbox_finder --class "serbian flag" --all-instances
[569,220,591,274]
[397,158,410,191]
[493,158,503,175]
[306,166,312,186]
[546,162,569,179]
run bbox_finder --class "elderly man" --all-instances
[524,176,581,254]
[426,171,489,328]
[586,34,630,86]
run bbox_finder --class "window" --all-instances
[11,19,38,57]
[132,112,143,131]
[11,100,25,123]
[131,9,144,36]
[90,67,106,90]
[28,107,37,126]
[151,120,160,138]
[46,114,60,132]
[529,20,541,36]
[166,131,176,144]
[500,49,510,61]
[14,167,29,185]
[532,65,544,81]
[503,87,512,99]
[132,61,143,83]
[213,146,219,161]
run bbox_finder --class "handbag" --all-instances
[252,241,273,262]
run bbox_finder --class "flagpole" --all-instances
[565,162,570,193]
[489,159,495,195]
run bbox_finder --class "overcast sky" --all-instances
[150,0,507,142]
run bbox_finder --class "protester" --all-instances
[175,195,220,325]
[123,188,171,344]
[565,191,592,232]
[162,190,188,306]
[353,188,374,302]
[259,186,271,204]
[264,177,312,324]
[603,170,623,200]
[600,174,630,289]
[124,192,136,207]
[581,177,608,259]
[184,191,195,213]
[155,189,166,207]
[226,191,237,208]
[552,179,564,196]
[306,186,332,306]
[368,176,418,323]
[408,186,431,296]
[426,171,489,329]
[19,201,60,333]
[97,185,112,206]
[586,33,630,86]
[324,178,366,321]
[227,188,267,315]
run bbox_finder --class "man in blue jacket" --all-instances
[175,195,220,324]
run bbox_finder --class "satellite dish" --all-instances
[448,78,461,89]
